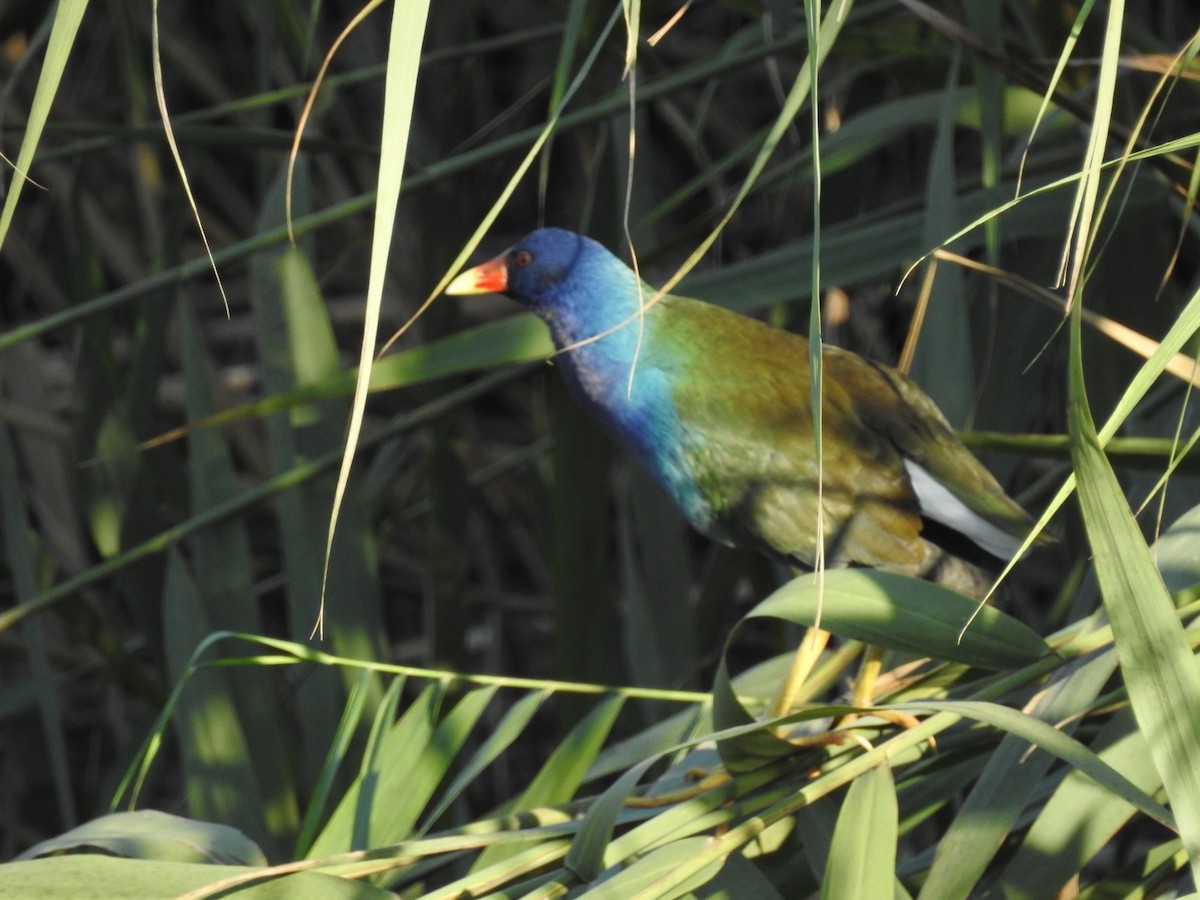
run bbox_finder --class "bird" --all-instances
[446,227,1040,599]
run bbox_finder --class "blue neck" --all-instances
[538,267,712,527]
[536,249,644,350]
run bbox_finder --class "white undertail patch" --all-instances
[904,460,1024,560]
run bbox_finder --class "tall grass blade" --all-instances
[1069,268,1200,886]
[0,0,86,250]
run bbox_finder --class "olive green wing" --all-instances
[657,297,931,571]
[828,348,1041,554]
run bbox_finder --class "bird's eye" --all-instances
[513,250,533,268]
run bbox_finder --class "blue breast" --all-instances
[542,277,714,529]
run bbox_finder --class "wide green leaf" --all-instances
[16,810,265,866]
[822,764,898,900]
[746,570,1050,671]
[0,855,392,899]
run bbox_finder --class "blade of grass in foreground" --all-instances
[0,0,87,250]
[821,764,898,900]
[319,0,430,637]
[1069,273,1200,887]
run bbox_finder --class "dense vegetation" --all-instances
[2,1,1199,896]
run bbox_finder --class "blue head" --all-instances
[445,228,710,527]
[445,228,643,347]
[502,228,592,310]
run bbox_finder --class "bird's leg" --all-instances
[840,644,923,733]
[770,636,924,738]
[766,626,831,719]
[850,644,885,708]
